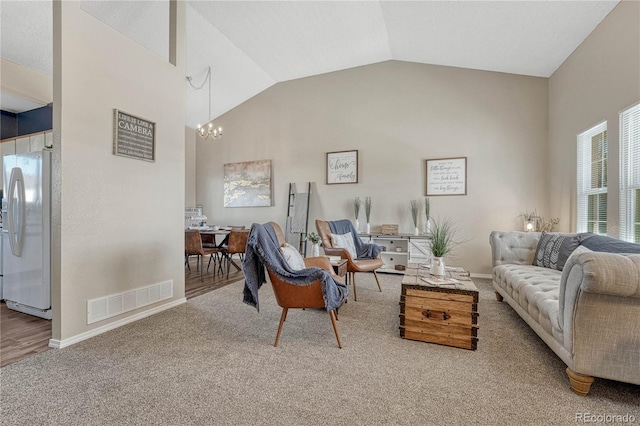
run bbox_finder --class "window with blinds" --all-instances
[620,102,640,243]
[577,122,607,234]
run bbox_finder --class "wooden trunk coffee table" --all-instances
[400,263,479,350]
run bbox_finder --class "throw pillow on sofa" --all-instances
[578,233,640,253]
[533,232,581,271]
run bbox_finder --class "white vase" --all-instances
[366,223,371,234]
[414,226,419,236]
[312,243,320,257]
[355,219,360,232]
[431,256,445,276]
[425,219,432,235]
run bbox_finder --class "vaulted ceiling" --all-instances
[0,1,620,128]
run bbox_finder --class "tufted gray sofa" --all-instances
[490,231,640,396]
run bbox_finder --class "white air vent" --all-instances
[87,281,173,324]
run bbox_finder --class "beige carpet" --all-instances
[1,274,638,425]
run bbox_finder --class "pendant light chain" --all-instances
[187,67,223,140]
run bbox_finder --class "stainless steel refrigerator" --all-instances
[2,150,52,319]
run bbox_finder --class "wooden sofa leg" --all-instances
[566,368,594,396]
[495,291,503,302]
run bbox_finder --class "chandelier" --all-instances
[197,122,222,140]
[187,66,223,140]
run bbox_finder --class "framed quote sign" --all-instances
[426,157,467,196]
[113,109,155,162]
[326,150,358,184]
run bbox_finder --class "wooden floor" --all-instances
[0,255,244,368]
[0,301,52,367]
[184,254,245,299]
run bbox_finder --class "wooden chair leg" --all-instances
[351,272,358,301]
[329,310,342,349]
[373,270,382,292]
[226,256,242,279]
[274,308,288,347]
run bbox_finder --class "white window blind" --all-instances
[577,122,607,234]
[620,102,640,243]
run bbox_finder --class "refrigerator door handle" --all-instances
[7,167,25,257]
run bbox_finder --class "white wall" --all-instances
[52,1,186,343]
[1,58,53,105]
[548,0,640,235]
[195,60,549,274]
[185,126,196,207]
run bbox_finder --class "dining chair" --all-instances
[224,229,250,278]
[315,219,383,301]
[185,230,221,281]
[201,231,228,275]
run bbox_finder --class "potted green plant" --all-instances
[307,232,322,257]
[429,218,458,276]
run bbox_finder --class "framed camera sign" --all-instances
[113,109,155,162]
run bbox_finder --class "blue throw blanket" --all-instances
[242,223,348,312]
[328,219,382,259]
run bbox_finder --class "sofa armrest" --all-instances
[559,251,640,383]
[489,231,540,267]
[562,252,640,299]
[561,250,640,331]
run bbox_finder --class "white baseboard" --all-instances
[471,273,492,279]
[48,297,187,349]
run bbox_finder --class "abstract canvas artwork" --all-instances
[224,160,272,207]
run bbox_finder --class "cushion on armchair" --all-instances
[331,232,357,259]
[280,244,306,271]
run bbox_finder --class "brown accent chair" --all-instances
[266,222,344,348]
[185,230,221,281]
[223,229,250,278]
[315,219,383,301]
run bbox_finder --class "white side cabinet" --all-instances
[360,234,431,274]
